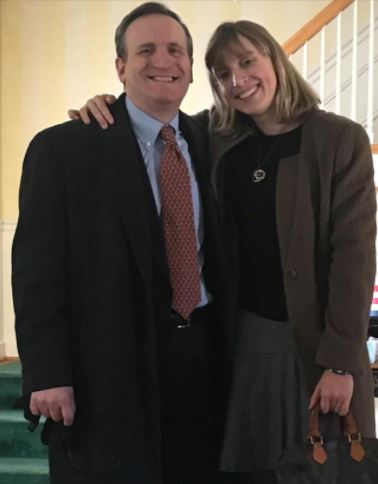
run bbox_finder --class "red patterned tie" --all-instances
[160,125,201,320]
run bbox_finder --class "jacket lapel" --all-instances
[276,153,301,268]
[104,95,168,292]
[276,112,317,268]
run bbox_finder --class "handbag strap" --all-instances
[307,403,366,464]
[307,404,328,464]
[342,409,366,462]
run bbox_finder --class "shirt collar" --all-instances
[126,97,180,146]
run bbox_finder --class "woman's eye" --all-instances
[241,58,253,68]
[217,71,230,81]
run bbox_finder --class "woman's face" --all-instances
[213,35,277,122]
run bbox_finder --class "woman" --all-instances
[70,20,376,484]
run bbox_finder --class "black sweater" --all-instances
[225,126,302,321]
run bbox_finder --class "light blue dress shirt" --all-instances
[126,98,210,307]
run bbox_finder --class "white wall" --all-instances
[1,223,17,358]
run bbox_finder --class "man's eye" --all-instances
[169,47,182,56]
[139,48,151,55]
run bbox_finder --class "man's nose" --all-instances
[151,49,173,67]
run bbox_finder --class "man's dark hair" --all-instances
[115,2,193,59]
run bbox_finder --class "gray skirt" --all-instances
[220,309,309,472]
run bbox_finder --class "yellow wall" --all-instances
[0,0,329,222]
[0,0,330,357]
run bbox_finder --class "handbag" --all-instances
[276,403,378,484]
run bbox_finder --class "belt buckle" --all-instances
[176,316,191,329]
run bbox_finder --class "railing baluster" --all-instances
[335,13,342,114]
[351,0,358,121]
[302,42,308,80]
[320,27,326,109]
[367,0,375,143]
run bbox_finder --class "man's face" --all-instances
[116,14,193,119]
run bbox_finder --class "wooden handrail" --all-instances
[372,145,378,155]
[283,0,354,56]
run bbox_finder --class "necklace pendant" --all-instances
[252,168,266,183]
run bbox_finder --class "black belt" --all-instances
[170,305,212,329]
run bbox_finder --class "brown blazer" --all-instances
[207,108,376,436]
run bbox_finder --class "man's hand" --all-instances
[68,94,116,129]
[30,386,76,426]
[309,370,353,416]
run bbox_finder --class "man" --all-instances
[12,3,230,483]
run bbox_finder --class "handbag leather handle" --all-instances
[307,403,366,464]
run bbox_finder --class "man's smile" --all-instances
[148,75,179,82]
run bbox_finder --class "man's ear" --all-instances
[190,57,194,83]
[115,57,127,85]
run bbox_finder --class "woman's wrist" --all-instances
[325,367,349,376]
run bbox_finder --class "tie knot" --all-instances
[160,125,176,145]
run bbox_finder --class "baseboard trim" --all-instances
[0,356,19,364]
[0,342,6,361]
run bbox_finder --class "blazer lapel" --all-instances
[104,95,168,291]
[276,114,318,268]
[276,153,301,268]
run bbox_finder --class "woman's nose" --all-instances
[232,71,249,87]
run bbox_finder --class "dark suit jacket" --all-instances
[12,94,230,481]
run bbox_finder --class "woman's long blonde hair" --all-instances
[205,21,320,137]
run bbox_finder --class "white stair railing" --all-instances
[351,0,358,121]
[283,0,377,151]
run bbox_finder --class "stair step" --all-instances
[0,409,25,423]
[0,362,22,410]
[0,361,21,377]
[0,457,49,484]
[0,410,47,458]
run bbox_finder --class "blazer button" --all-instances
[287,268,297,279]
